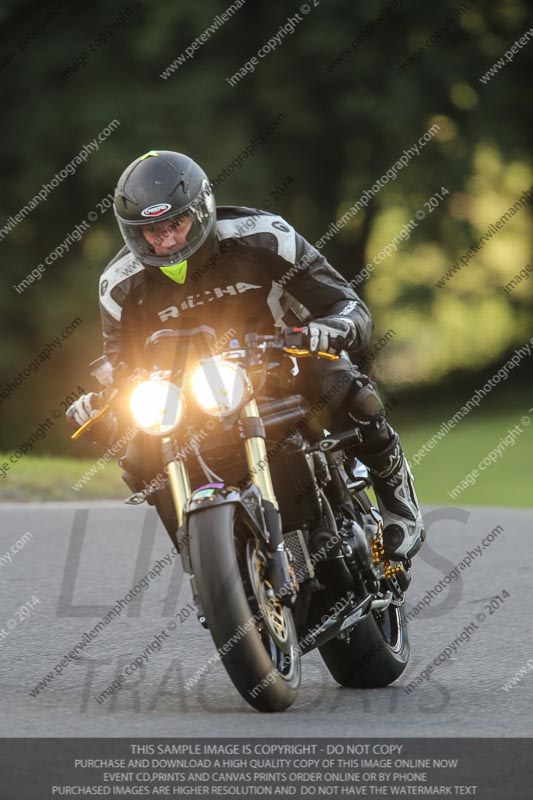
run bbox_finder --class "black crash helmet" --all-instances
[113,150,217,269]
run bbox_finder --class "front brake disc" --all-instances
[246,539,290,648]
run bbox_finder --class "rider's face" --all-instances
[142,215,193,255]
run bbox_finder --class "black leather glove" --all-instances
[66,393,100,428]
[285,317,357,355]
[66,392,118,445]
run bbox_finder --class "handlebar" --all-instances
[244,330,340,362]
[283,346,339,361]
[71,332,339,440]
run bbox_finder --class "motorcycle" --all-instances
[73,326,411,712]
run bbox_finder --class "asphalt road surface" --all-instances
[0,500,531,737]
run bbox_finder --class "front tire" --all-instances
[319,600,409,688]
[188,503,300,712]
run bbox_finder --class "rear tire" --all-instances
[319,601,409,688]
[188,504,300,712]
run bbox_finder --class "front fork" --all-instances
[240,399,296,603]
[161,436,191,528]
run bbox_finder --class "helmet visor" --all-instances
[116,184,216,268]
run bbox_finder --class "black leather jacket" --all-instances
[98,206,373,367]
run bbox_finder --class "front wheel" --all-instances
[188,503,301,712]
[319,598,409,688]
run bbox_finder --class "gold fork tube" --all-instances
[241,399,278,510]
[163,436,191,527]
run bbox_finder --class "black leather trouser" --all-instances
[291,353,397,463]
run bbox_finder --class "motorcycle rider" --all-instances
[67,150,424,561]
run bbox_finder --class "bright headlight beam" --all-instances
[191,359,247,416]
[130,379,184,435]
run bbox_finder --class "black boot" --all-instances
[362,435,425,561]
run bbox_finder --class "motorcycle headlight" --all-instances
[130,379,184,436]
[190,358,248,417]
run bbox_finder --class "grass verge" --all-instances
[0,407,530,505]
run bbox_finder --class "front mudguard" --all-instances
[177,482,295,605]
[177,483,268,575]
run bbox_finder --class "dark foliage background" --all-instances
[0,0,531,456]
